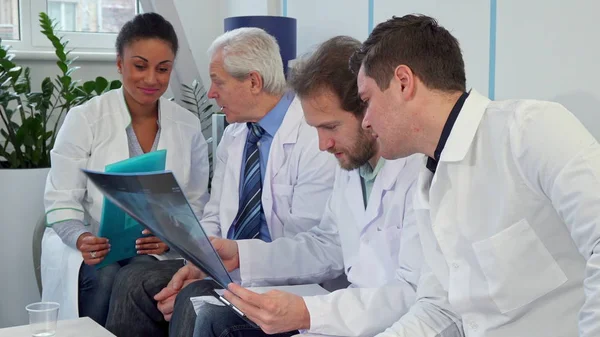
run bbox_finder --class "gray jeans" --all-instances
[104,259,193,337]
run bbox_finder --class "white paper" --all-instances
[190,283,330,314]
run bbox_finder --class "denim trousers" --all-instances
[78,254,157,326]
[103,259,194,337]
[172,280,298,337]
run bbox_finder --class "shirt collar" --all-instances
[426,91,469,173]
[257,91,295,137]
[359,157,386,182]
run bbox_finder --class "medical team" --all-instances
[40,11,600,337]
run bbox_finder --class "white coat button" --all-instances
[452,262,459,269]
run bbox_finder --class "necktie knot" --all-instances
[247,123,265,144]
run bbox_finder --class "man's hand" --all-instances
[76,233,110,266]
[209,237,240,271]
[223,283,311,334]
[155,278,197,321]
[136,229,169,255]
[154,264,206,321]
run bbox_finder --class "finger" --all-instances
[142,229,152,235]
[136,242,162,251]
[227,283,265,306]
[81,248,110,261]
[81,242,110,253]
[170,266,190,290]
[223,289,264,323]
[154,287,177,302]
[83,256,105,266]
[83,236,109,245]
[90,248,110,259]
[136,236,161,245]
[157,298,174,318]
[137,248,164,255]
[181,278,198,289]
[211,238,223,250]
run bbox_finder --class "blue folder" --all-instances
[95,149,167,269]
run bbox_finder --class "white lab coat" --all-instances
[379,90,600,337]
[200,96,337,246]
[41,88,211,320]
[235,156,424,336]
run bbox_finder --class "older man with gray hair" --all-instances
[103,27,337,337]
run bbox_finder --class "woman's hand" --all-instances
[76,233,110,265]
[136,229,170,255]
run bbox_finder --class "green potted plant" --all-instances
[180,79,217,184]
[0,12,121,169]
[0,12,122,327]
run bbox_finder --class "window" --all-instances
[2,0,141,57]
[28,0,140,51]
[0,0,20,41]
[47,0,138,34]
[48,1,76,31]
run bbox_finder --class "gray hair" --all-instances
[208,27,286,95]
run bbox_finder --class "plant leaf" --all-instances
[181,99,197,107]
[94,77,108,94]
[8,66,22,82]
[0,59,15,70]
[56,61,68,74]
[23,133,34,147]
[60,75,71,88]
[65,66,80,76]
[109,80,122,90]
[83,80,95,94]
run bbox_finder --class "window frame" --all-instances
[3,0,139,61]
[0,0,21,41]
[30,0,138,51]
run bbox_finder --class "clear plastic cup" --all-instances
[25,302,60,337]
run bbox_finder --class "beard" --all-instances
[333,127,377,171]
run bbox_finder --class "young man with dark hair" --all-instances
[354,14,600,337]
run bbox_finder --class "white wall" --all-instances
[285,0,489,95]
[288,0,369,57]
[374,0,491,99]
[281,0,600,140]
[15,58,119,93]
[174,0,227,92]
[224,0,269,17]
[495,0,600,140]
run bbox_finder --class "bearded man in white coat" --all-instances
[353,14,600,337]
[166,36,426,337]
[103,27,337,337]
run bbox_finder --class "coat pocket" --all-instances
[472,218,567,313]
[271,183,294,208]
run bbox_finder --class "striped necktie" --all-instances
[231,123,265,240]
